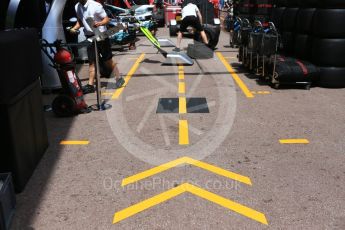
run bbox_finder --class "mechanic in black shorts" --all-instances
[70,0,125,94]
[174,0,209,52]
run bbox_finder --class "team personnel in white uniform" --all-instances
[70,0,124,94]
[175,0,209,51]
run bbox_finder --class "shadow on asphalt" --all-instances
[12,66,85,229]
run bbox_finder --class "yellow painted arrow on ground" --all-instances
[113,183,268,225]
[121,157,252,187]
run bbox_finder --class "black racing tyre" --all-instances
[255,0,273,15]
[275,0,287,7]
[297,0,319,7]
[294,34,312,60]
[318,67,345,88]
[238,0,252,14]
[270,7,286,31]
[317,0,345,8]
[52,95,77,117]
[198,0,216,24]
[203,27,217,49]
[276,0,299,7]
[312,9,345,38]
[296,8,316,34]
[311,38,345,67]
[281,32,295,56]
[282,8,299,31]
[169,25,178,37]
[297,0,318,7]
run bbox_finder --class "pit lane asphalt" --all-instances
[11,27,345,230]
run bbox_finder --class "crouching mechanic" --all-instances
[70,0,125,94]
[174,0,209,52]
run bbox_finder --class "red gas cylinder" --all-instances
[54,48,73,65]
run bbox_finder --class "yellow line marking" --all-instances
[179,97,187,114]
[179,120,189,145]
[111,53,145,99]
[113,183,268,225]
[60,140,89,145]
[178,82,186,94]
[121,157,252,186]
[178,65,184,71]
[178,70,185,80]
[280,139,309,144]
[114,183,185,224]
[102,92,114,96]
[216,52,254,98]
[251,91,271,95]
[187,184,268,225]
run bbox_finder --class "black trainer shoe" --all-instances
[115,77,125,88]
[173,47,181,52]
[82,84,95,94]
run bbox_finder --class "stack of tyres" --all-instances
[238,0,255,16]
[280,7,298,56]
[272,0,345,87]
[293,7,316,60]
[270,7,285,32]
[252,0,273,22]
[311,4,345,87]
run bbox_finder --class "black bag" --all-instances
[273,57,319,84]
[187,43,214,59]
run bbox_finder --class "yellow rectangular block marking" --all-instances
[280,139,309,144]
[179,120,189,145]
[179,97,187,114]
[60,140,89,145]
[112,53,145,99]
[178,82,186,94]
[216,52,254,98]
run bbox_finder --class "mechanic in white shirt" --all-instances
[70,0,124,94]
[174,0,209,52]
